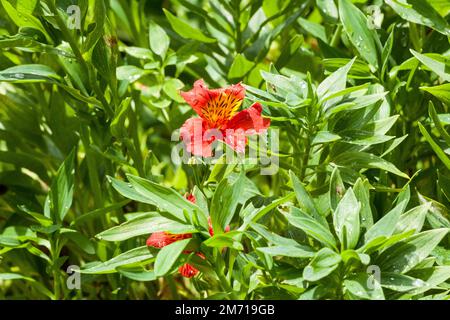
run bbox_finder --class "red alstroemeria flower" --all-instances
[146,193,230,278]
[180,79,270,157]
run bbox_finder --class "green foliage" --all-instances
[0,0,449,301]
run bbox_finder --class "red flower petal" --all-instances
[180,79,216,117]
[180,79,245,128]
[146,232,192,248]
[179,117,214,157]
[222,102,270,153]
[178,263,199,278]
[224,102,270,133]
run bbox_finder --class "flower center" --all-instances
[201,92,242,128]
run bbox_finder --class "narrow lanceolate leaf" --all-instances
[364,189,409,243]
[332,188,361,250]
[163,9,216,43]
[257,245,315,258]
[81,247,154,274]
[334,152,409,179]
[317,58,355,106]
[0,64,61,83]
[429,101,450,147]
[329,167,345,212]
[1,0,52,42]
[421,83,450,106]
[344,273,384,300]
[96,213,197,241]
[290,171,326,225]
[386,0,450,36]
[115,174,207,224]
[287,207,337,251]
[410,50,450,82]
[47,149,76,222]
[376,229,449,274]
[338,0,379,69]
[0,273,35,282]
[353,179,373,230]
[394,203,431,235]
[118,269,156,282]
[210,171,245,234]
[418,123,450,170]
[154,238,191,277]
[303,248,341,282]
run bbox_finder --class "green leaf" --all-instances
[96,213,196,241]
[257,245,315,258]
[395,203,431,234]
[109,176,153,203]
[344,273,384,300]
[0,273,35,282]
[124,174,207,224]
[418,122,450,170]
[83,0,105,52]
[334,152,409,179]
[81,246,154,274]
[228,54,254,79]
[110,97,131,138]
[353,178,373,230]
[162,78,184,102]
[312,131,342,145]
[210,171,245,234]
[149,21,170,59]
[0,64,61,83]
[290,171,326,224]
[47,149,75,222]
[338,0,379,68]
[116,65,147,82]
[117,268,156,282]
[428,98,450,146]
[329,167,345,211]
[124,47,153,60]
[287,207,338,251]
[410,50,450,82]
[408,266,450,294]
[333,187,361,250]
[298,17,328,43]
[1,0,52,42]
[386,0,450,36]
[163,9,216,43]
[317,0,338,23]
[154,238,191,277]
[303,248,341,282]
[203,231,243,250]
[380,273,428,293]
[317,58,355,105]
[60,228,95,255]
[381,28,394,79]
[364,188,409,243]
[250,222,300,247]
[376,228,449,273]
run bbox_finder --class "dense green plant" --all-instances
[0,0,449,300]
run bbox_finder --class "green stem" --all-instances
[50,235,61,300]
[80,125,103,208]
